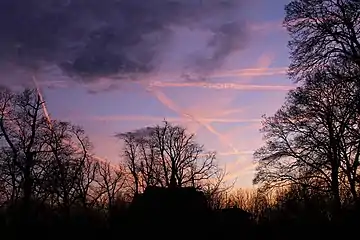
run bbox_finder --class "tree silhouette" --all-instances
[1,85,356,237]
[117,121,221,193]
[0,89,49,211]
[254,70,360,215]
[281,1,360,218]
[0,89,103,216]
[41,121,95,213]
[285,0,360,81]
[93,161,126,211]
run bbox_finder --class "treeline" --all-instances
[0,88,357,237]
[0,88,236,237]
[252,0,360,226]
[0,88,221,204]
[0,88,241,238]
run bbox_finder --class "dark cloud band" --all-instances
[0,0,247,83]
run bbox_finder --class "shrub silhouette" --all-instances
[126,186,211,235]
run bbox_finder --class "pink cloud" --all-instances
[37,65,287,90]
[218,150,254,156]
[224,163,257,184]
[213,67,287,77]
[248,21,284,32]
[149,81,293,91]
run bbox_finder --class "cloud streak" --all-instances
[224,163,256,182]
[144,85,245,156]
[213,67,287,77]
[32,65,289,92]
[218,150,254,156]
[149,81,294,91]
[148,66,287,82]
[90,115,261,124]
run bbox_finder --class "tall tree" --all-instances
[93,161,126,211]
[0,88,49,209]
[42,121,95,211]
[253,70,360,212]
[117,121,221,193]
[119,132,141,195]
[284,0,360,80]
[0,88,103,212]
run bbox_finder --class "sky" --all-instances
[0,0,294,188]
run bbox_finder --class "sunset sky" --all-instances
[1,0,294,188]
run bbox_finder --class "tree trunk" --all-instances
[22,156,33,226]
[170,161,177,188]
[23,153,33,212]
[328,117,341,219]
[330,166,341,219]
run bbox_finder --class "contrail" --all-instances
[145,85,242,155]
[32,75,52,127]
[31,76,119,170]
[148,81,294,91]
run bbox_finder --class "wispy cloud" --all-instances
[142,64,294,91]
[249,21,284,32]
[90,115,261,124]
[218,108,245,117]
[144,85,244,154]
[218,150,254,156]
[139,67,272,181]
[147,66,287,82]
[145,63,290,91]
[224,163,257,183]
[221,153,257,181]
[36,66,288,89]
[149,81,293,91]
[213,67,287,77]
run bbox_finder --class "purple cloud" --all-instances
[0,0,249,84]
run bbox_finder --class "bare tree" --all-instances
[0,88,103,214]
[42,121,96,212]
[202,168,233,209]
[0,150,21,205]
[93,161,126,211]
[118,132,141,195]
[253,70,360,213]
[285,0,360,80]
[0,88,49,210]
[74,156,98,208]
[117,121,222,193]
[226,188,257,210]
